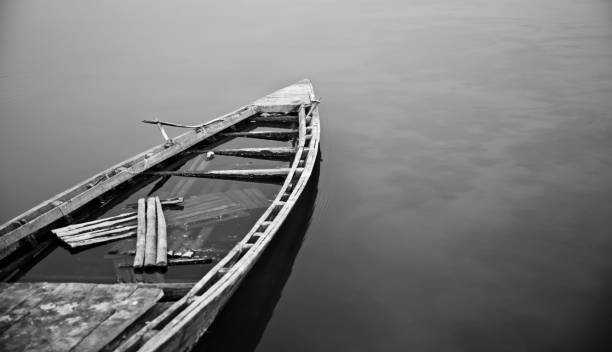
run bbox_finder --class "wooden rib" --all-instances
[146,168,297,180]
[0,105,258,255]
[219,130,297,141]
[133,198,147,269]
[129,101,317,352]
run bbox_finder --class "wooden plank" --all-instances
[252,78,314,113]
[219,130,298,141]
[62,225,137,243]
[155,197,168,267]
[52,215,137,237]
[0,283,163,352]
[0,283,65,337]
[251,115,298,123]
[146,168,297,180]
[68,232,135,248]
[118,257,213,268]
[0,282,41,317]
[71,287,163,352]
[0,282,94,351]
[133,198,147,269]
[144,197,158,268]
[53,212,134,234]
[202,147,297,160]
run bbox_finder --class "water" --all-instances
[1,0,612,350]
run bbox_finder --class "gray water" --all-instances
[2,0,612,351]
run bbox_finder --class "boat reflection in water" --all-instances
[195,153,320,351]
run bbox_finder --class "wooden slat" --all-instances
[52,215,137,237]
[155,197,168,267]
[144,197,158,268]
[61,225,137,243]
[133,198,147,269]
[67,232,136,248]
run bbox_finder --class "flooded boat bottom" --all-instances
[6,121,302,285]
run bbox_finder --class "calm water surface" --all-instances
[2,0,612,351]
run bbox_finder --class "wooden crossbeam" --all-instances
[251,115,298,123]
[189,147,298,160]
[219,130,298,141]
[146,168,300,181]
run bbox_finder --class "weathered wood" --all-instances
[68,232,136,248]
[0,283,162,352]
[53,212,134,234]
[196,147,297,160]
[62,225,137,243]
[52,215,137,237]
[144,197,158,268]
[142,117,225,129]
[118,257,213,268]
[155,197,168,267]
[252,78,314,113]
[219,130,298,141]
[251,114,298,123]
[146,168,298,181]
[71,287,162,352]
[133,198,147,269]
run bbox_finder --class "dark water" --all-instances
[2,0,612,351]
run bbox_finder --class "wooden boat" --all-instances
[0,79,320,351]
